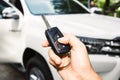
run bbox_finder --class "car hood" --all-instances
[37,14,120,39]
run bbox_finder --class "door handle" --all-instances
[9,29,21,32]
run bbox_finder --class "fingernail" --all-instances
[58,37,63,42]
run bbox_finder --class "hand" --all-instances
[42,34,102,80]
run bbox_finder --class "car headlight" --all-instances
[77,36,120,56]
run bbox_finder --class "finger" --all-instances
[49,53,71,70]
[42,40,49,47]
[58,34,72,44]
[49,59,57,68]
[48,49,62,65]
[58,34,82,48]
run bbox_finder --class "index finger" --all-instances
[42,40,49,47]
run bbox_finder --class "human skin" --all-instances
[42,34,102,80]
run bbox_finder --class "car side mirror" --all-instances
[2,7,19,20]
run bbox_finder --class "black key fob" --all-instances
[41,15,71,55]
[45,27,71,55]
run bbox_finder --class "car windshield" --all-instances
[25,0,89,15]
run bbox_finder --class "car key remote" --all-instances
[41,15,71,55]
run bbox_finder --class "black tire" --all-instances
[26,56,53,80]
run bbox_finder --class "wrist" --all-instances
[88,72,102,80]
[58,68,82,80]
[81,70,102,80]
[58,67,102,80]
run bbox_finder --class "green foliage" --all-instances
[80,0,120,17]
[94,0,105,8]
[93,0,120,18]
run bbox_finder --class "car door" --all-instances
[0,0,24,62]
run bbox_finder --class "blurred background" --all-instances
[80,0,120,18]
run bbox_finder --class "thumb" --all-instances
[58,37,69,45]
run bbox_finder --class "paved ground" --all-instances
[0,64,25,80]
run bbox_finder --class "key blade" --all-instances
[41,15,51,29]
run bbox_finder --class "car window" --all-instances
[25,0,89,15]
[9,0,24,14]
[0,0,11,18]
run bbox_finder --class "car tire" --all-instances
[26,56,53,80]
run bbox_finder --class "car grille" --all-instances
[77,36,120,56]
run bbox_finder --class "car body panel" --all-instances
[0,0,25,62]
[43,14,120,39]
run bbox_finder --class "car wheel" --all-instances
[26,56,53,80]
[29,67,45,80]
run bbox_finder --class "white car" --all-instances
[0,0,120,80]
